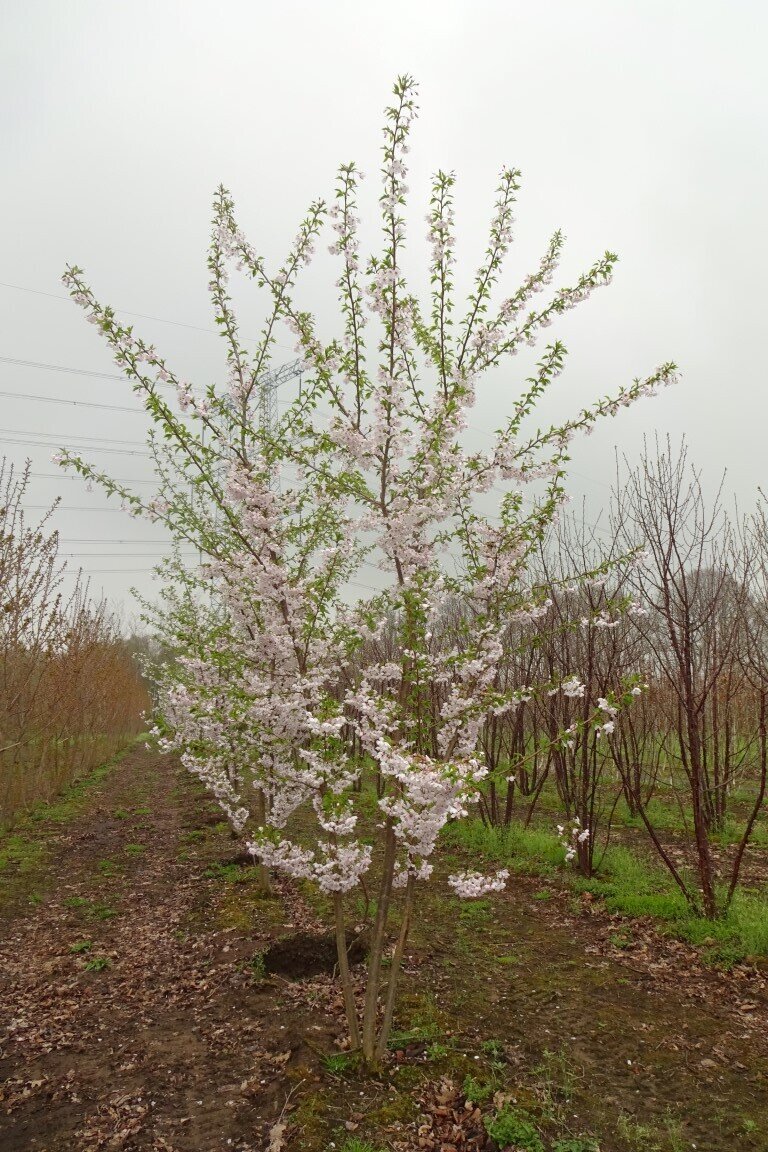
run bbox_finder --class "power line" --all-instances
[1,436,151,457]
[0,388,145,414]
[3,386,614,539]
[3,362,616,499]
[5,426,146,448]
[0,353,208,402]
[0,280,295,351]
[0,354,128,383]
[64,566,385,593]
[60,552,194,558]
[59,537,181,543]
[29,471,157,485]
[22,504,157,511]
[0,354,301,412]
[65,564,191,573]
[1,285,617,501]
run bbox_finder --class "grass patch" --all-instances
[321,1051,358,1075]
[484,1107,544,1152]
[0,834,45,873]
[250,952,267,983]
[65,896,118,921]
[462,1073,497,1104]
[203,861,263,883]
[552,1141,600,1152]
[338,1141,387,1152]
[387,991,445,1050]
[444,819,563,873]
[672,891,768,965]
[1,741,142,912]
[30,756,122,825]
[458,898,493,926]
[453,818,768,962]
[583,848,768,963]
[84,955,111,972]
[215,885,282,933]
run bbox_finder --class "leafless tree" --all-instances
[612,437,762,916]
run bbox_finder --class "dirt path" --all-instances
[407,875,768,1149]
[1,749,767,1151]
[0,748,343,1151]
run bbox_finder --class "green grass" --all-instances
[462,1073,497,1104]
[203,861,263,884]
[481,1037,506,1062]
[28,756,123,825]
[2,739,146,840]
[484,1107,544,1152]
[713,817,768,849]
[614,796,688,833]
[450,818,768,963]
[443,819,564,872]
[84,955,111,972]
[458,897,493,925]
[65,896,118,922]
[477,763,768,847]
[0,834,45,873]
[552,1141,600,1152]
[338,1140,387,1152]
[0,745,138,912]
[580,847,768,963]
[674,891,768,963]
[321,1051,358,1075]
[250,952,266,983]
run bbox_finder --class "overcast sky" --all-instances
[2,0,766,618]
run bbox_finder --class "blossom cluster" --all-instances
[448,869,510,897]
[557,818,591,864]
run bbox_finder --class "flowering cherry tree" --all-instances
[59,75,675,1064]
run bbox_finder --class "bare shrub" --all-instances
[613,437,763,916]
[0,458,149,825]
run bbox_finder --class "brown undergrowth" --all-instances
[1,749,766,1151]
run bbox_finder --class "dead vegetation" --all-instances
[0,457,149,825]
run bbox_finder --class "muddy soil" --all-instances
[0,749,345,1151]
[1,748,767,1151]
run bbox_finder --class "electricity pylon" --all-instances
[258,358,304,489]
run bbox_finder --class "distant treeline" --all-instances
[0,458,149,826]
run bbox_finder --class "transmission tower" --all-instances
[258,357,304,489]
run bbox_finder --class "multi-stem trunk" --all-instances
[333,892,360,1049]
[252,787,272,895]
[375,874,415,1061]
[360,822,397,1065]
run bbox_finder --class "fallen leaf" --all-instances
[268,1119,287,1152]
